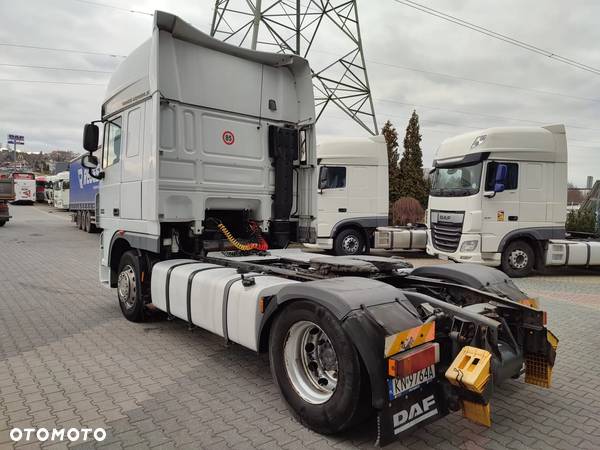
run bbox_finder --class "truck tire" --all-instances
[0,221,5,227]
[333,229,364,256]
[269,300,372,434]
[76,211,83,229]
[84,211,92,233]
[501,240,535,278]
[117,250,145,322]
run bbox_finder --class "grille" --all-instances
[431,221,462,252]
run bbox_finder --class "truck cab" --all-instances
[52,171,70,210]
[427,124,568,276]
[305,136,389,255]
[80,11,317,287]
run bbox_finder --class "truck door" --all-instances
[481,161,519,252]
[346,165,377,218]
[317,166,349,238]
[120,106,143,220]
[99,116,122,223]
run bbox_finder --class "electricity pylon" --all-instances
[211,0,378,135]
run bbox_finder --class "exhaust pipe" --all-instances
[268,126,298,248]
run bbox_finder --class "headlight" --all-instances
[460,240,478,252]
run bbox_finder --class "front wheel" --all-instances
[117,250,146,322]
[333,229,365,256]
[501,240,535,278]
[269,301,372,434]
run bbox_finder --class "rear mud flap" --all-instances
[376,380,448,446]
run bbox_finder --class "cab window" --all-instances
[318,166,346,189]
[103,117,122,168]
[485,162,518,191]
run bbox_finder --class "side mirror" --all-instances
[81,154,104,180]
[493,163,508,193]
[81,154,99,169]
[318,167,328,190]
[495,163,508,183]
[83,123,99,152]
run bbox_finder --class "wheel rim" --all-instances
[283,321,339,404]
[118,264,137,310]
[509,249,528,269]
[342,235,360,254]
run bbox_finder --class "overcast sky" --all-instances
[0,0,599,185]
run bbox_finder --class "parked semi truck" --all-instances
[312,127,599,277]
[69,156,100,233]
[305,136,426,255]
[35,176,47,203]
[420,124,600,277]
[79,11,558,445]
[51,171,70,210]
[10,172,36,204]
[0,177,14,226]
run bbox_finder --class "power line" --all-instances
[375,98,600,132]
[0,79,105,86]
[391,0,600,76]
[369,59,600,104]
[0,63,113,74]
[310,47,600,104]
[71,0,152,16]
[0,43,126,58]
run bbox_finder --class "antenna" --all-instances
[211,0,378,135]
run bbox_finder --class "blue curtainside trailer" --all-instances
[69,157,101,233]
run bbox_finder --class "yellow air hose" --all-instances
[217,222,258,251]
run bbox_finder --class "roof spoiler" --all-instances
[542,124,565,134]
[153,10,301,68]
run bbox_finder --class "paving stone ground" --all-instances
[1,204,599,449]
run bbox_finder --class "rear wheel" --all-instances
[76,211,83,229]
[333,228,365,256]
[117,250,145,322]
[84,211,91,233]
[269,301,372,434]
[501,240,535,278]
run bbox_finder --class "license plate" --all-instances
[388,365,435,400]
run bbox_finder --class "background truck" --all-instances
[51,171,70,210]
[79,11,558,445]
[10,172,36,204]
[69,156,100,233]
[306,136,427,255]
[424,124,600,277]
[35,176,47,203]
[0,178,14,226]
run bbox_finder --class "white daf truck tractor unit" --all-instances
[306,136,426,255]
[80,11,558,446]
[426,124,600,277]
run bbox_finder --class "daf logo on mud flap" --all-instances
[393,394,438,435]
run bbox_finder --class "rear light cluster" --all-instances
[388,342,440,378]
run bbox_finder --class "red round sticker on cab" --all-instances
[222,130,235,145]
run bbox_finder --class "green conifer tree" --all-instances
[381,120,401,208]
[398,110,429,207]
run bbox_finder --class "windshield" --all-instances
[431,162,483,197]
